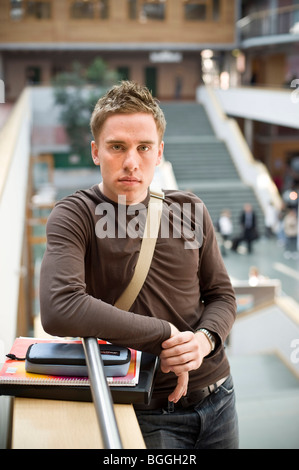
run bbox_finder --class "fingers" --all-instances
[161,331,195,366]
[161,329,205,404]
[160,330,203,375]
[162,330,193,350]
[160,353,198,375]
[168,372,189,403]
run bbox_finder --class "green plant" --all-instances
[52,58,119,166]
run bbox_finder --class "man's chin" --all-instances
[118,188,148,205]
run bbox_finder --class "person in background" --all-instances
[232,203,258,254]
[217,209,233,256]
[277,202,288,247]
[264,201,278,238]
[248,266,267,286]
[283,208,298,255]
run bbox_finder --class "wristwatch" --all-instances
[198,328,216,352]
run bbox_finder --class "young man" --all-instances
[40,81,238,449]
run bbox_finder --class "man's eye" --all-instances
[139,145,150,151]
[112,144,122,151]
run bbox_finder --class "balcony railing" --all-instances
[238,4,299,41]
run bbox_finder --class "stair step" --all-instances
[161,103,215,137]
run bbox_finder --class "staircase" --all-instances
[161,102,265,236]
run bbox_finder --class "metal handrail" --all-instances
[82,337,123,449]
[238,4,299,40]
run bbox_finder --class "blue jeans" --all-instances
[135,375,239,449]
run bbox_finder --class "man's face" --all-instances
[91,113,164,205]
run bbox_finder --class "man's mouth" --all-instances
[118,176,141,183]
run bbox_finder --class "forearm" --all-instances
[40,202,172,356]
[196,298,236,346]
[40,257,171,356]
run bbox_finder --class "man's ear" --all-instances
[91,141,100,166]
[156,140,164,166]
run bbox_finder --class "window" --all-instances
[142,1,165,20]
[10,0,23,20]
[212,0,220,21]
[10,0,51,20]
[184,0,207,20]
[70,1,94,19]
[26,0,51,18]
[128,0,136,19]
[183,0,221,21]
[128,0,166,21]
[70,0,109,19]
[99,0,109,19]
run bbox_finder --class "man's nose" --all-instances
[123,149,139,171]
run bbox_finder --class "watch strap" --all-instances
[197,328,216,351]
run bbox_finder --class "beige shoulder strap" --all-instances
[114,189,164,311]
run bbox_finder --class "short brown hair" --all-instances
[90,80,166,142]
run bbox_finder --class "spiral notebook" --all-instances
[0,337,141,387]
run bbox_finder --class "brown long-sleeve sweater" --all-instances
[40,185,236,398]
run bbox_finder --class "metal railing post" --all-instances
[82,337,123,449]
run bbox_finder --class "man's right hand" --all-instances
[159,323,189,403]
[160,322,212,403]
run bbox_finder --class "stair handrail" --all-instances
[82,337,123,449]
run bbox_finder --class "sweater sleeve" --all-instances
[39,200,171,356]
[196,204,237,344]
